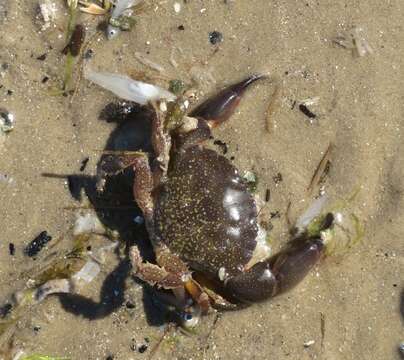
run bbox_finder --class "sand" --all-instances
[0,0,403,359]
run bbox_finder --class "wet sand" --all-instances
[0,1,403,359]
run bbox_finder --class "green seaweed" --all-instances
[169,79,186,95]
[165,102,186,132]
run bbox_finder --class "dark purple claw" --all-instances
[224,237,325,303]
[189,74,266,126]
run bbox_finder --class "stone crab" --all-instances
[95,74,330,327]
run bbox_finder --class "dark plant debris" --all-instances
[209,31,223,45]
[299,103,316,119]
[80,157,90,172]
[213,139,228,154]
[8,243,15,256]
[24,230,52,257]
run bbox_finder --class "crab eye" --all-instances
[184,313,193,321]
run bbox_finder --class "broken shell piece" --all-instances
[38,0,58,30]
[73,212,105,236]
[85,68,176,104]
[333,27,373,57]
[72,259,101,283]
[79,2,109,15]
[0,109,15,133]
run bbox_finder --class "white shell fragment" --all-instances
[0,108,15,133]
[85,68,176,105]
[295,194,328,232]
[72,260,101,283]
[73,212,105,236]
[333,26,374,57]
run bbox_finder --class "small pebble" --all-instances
[209,31,223,45]
[173,2,181,13]
[304,340,315,348]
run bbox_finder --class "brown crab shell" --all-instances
[154,145,258,280]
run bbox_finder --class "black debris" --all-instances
[178,24,185,30]
[213,139,228,154]
[106,356,114,360]
[80,157,90,172]
[33,325,41,332]
[299,103,316,119]
[6,89,12,95]
[270,211,280,219]
[0,303,12,318]
[125,301,136,309]
[265,189,270,202]
[138,344,148,353]
[273,172,283,185]
[209,31,223,45]
[36,53,47,61]
[83,48,94,60]
[8,242,15,256]
[24,231,52,257]
[62,24,86,57]
[41,76,49,83]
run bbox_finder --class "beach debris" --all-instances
[79,0,111,15]
[73,212,105,236]
[213,139,228,155]
[295,194,329,234]
[333,26,374,57]
[169,79,186,95]
[62,24,85,57]
[299,103,316,120]
[8,243,15,256]
[265,189,270,202]
[24,231,53,257]
[0,108,15,133]
[107,0,141,39]
[265,82,282,133]
[303,340,315,348]
[399,342,404,357]
[79,157,89,171]
[273,172,283,185]
[0,173,14,184]
[38,0,58,30]
[20,354,70,360]
[209,31,223,45]
[307,142,333,194]
[85,68,176,104]
[242,170,258,193]
[173,2,181,13]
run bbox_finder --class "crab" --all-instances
[102,75,328,326]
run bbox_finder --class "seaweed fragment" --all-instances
[24,231,52,257]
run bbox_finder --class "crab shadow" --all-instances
[53,102,171,326]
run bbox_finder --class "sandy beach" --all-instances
[0,1,403,359]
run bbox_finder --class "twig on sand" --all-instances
[307,142,333,194]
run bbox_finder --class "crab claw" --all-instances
[224,237,325,303]
[189,74,266,127]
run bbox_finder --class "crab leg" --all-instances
[224,237,325,303]
[189,74,266,127]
